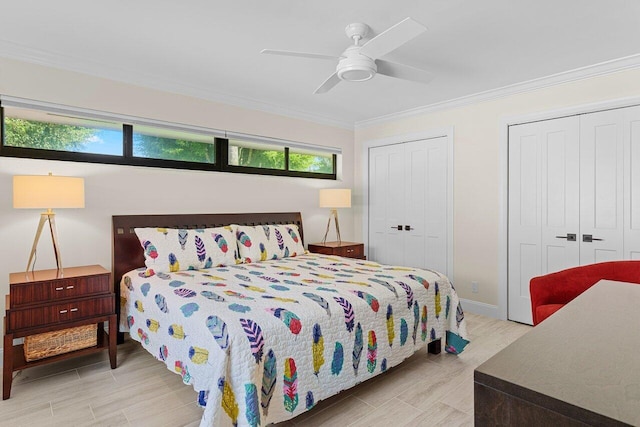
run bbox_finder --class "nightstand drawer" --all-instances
[6,294,115,331]
[332,245,364,258]
[10,274,110,307]
[308,242,365,260]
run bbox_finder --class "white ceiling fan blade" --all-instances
[261,49,338,61]
[314,72,341,94]
[376,59,434,85]
[360,17,427,59]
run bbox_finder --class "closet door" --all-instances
[368,137,449,273]
[624,106,640,259]
[421,138,449,273]
[508,105,640,324]
[579,109,624,264]
[403,140,428,268]
[508,122,541,324]
[508,116,579,324]
[369,143,406,265]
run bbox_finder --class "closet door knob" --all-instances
[555,233,576,241]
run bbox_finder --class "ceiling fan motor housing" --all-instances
[337,46,377,82]
[344,22,370,41]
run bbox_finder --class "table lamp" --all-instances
[13,173,85,274]
[319,188,351,244]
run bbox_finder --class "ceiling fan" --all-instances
[261,17,433,94]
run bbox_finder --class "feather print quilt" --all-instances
[120,253,469,427]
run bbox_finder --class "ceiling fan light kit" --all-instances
[262,17,433,94]
[337,47,377,82]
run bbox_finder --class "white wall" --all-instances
[0,58,354,350]
[355,67,640,310]
[4,54,640,343]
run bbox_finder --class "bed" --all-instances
[113,212,469,427]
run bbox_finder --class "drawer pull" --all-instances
[347,249,354,252]
[59,309,68,314]
[55,287,64,291]
[70,308,79,312]
[66,285,75,290]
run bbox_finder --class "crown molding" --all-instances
[355,53,640,130]
[0,39,354,131]
[4,38,640,134]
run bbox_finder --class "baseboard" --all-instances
[460,298,499,319]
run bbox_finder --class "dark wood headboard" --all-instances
[112,212,303,342]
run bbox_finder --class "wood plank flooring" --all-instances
[0,313,531,426]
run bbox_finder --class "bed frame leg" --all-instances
[428,339,441,354]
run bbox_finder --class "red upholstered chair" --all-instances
[529,260,640,325]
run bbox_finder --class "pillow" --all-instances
[135,225,238,273]
[236,224,305,263]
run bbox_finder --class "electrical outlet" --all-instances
[471,281,479,293]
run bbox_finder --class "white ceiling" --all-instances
[1,0,640,128]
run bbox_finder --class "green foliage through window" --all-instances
[4,118,123,156]
[290,151,333,174]
[229,141,284,170]
[1,102,337,179]
[133,131,215,164]
[229,140,334,174]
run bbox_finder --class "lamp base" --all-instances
[26,211,63,275]
[322,209,342,244]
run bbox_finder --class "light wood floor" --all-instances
[0,313,531,426]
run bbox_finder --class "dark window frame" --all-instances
[0,105,338,180]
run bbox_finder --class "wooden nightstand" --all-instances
[308,241,365,260]
[3,265,116,400]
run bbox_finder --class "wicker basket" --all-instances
[24,324,98,362]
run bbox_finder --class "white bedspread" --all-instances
[120,253,469,426]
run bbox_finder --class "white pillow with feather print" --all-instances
[135,225,238,274]
[236,224,305,263]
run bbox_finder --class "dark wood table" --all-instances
[475,280,640,426]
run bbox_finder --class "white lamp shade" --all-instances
[319,188,351,208]
[13,174,85,209]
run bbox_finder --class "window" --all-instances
[225,132,337,178]
[0,96,339,180]
[3,106,123,156]
[133,125,215,164]
[289,147,334,174]
[228,139,285,170]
